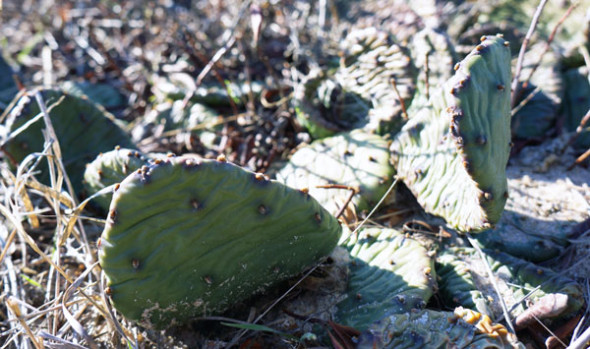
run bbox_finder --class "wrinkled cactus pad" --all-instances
[473,215,567,263]
[99,157,342,328]
[293,27,415,138]
[356,307,523,348]
[391,35,511,232]
[1,88,134,193]
[335,227,436,330]
[276,130,394,215]
[83,147,149,210]
[445,247,583,322]
[436,249,492,316]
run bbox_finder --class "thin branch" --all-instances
[511,0,548,107]
[466,234,516,334]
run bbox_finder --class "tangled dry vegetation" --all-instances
[0,0,589,348]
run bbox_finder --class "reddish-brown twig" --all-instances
[523,2,578,89]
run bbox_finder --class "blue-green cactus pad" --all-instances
[391,35,511,232]
[449,247,583,320]
[1,89,134,193]
[356,308,523,348]
[436,250,492,316]
[99,157,342,328]
[276,130,394,215]
[335,227,436,330]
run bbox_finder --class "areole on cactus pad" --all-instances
[98,156,342,328]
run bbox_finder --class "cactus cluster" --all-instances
[1,88,134,193]
[391,35,512,232]
[99,156,341,328]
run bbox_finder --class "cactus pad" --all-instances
[356,307,523,348]
[436,250,492,316]
[391,35,511,232]
[1,89,134,193]
[83,147,148,210]
[335,227,436,330]
[447,247,583,322]
[61,81,127,110]
[293,28,415,138]
[99,157,342,328]
[276,130,394,215]
[0,53,18,111]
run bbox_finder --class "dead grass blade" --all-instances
[5,296,44,349]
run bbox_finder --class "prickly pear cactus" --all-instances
[408,28,456,111]
[61,81,127,110]
[0,52,18,111]
[83,147,148,210]
[140,100,221,148]
[562,67,590,149]
[445,247,583,322]
[473,216,567,263]
[356,307,523,348]
[276,130,394,215]
[511,43,563,140]
[293,28,415,138]
[335,227,436,330]
[391,35,511,232]
[99,157,342,328]
[436,250,492,316]
[1,88,135,193]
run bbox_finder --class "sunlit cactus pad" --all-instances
[391,35,511,232]
[1,88,134,192]
[276,130,394,215]
[293,27,415,138]
[335,227,436,330]
[99,157,342,328]
[356,307,523,348]
[83,147,148,210]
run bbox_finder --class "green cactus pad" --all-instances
[1,89,134,193]
[0,52,18,112]
[562,67,590,149]
[335,227,436,331]
[146,100,222,148]
[436,250,492,316]
[473,215,567,263]
[408,28,456,111]
[511,44,563,140]
[99,157,342,328]
[276,130,394,215]
[293,28,415,138]
[448,247,583,321]
[83,147,148,210]
[61,81,127,110]
[356,307,523,348]
[391,35,511,232]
